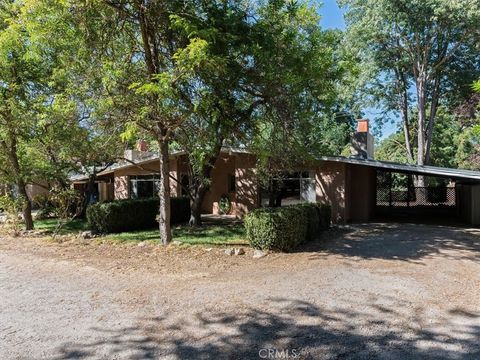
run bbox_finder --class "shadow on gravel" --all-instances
[54,297,480,360]
[301,223,480,263]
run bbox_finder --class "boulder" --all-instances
[81,231,93,239]
[234,248,245,256]
[253,249,267,258]
[224,248,234,256]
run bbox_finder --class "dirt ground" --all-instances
[1,223,480,360]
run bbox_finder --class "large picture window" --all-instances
[130,175,160,199]
[260,171,315,207]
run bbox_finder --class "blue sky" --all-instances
[319,0,345,30]
[318,0,398,139]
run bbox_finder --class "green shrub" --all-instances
[0,194,25,236]
[245,206,307,252]
[86,197,190,234]
[298,203,321,241]
[32,193,55,220]
[245,203,331,251]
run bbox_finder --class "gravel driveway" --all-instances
[1,223,479,359]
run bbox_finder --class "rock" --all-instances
[204,248,213,252]
[224,248,234,256]
[253,249,267,258]
[172,240,182,246]
[234,248,245,256]
[81,231,93,239]
[137,241,147,247]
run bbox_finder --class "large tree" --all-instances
[82,0,226,243]
[341,0,480,180]
[175,0,345,223]
[168,1,259,226]
[0,0,78,229]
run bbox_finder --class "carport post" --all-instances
[407,174,411,208]
[388,171,392,207]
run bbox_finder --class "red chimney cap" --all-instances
[357,119,369,133]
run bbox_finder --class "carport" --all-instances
[317,156,480,226]
[315,119,480,226]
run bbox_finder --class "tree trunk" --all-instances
[416,73,427,187]
[424,77,441,165]
[187,138,223,227]
[400,76,414,163]
[394,66,414,163]
[2,137,34,230]
[85,173,97,205]
[17,179,33,230]
[189,184,206,226]
[157,138,171,245]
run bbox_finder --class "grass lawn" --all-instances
[105,224,247,246]
[33,218,88,234]
[34,218,247,246]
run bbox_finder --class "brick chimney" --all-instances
[350,119,374,159]
[124,140,152,162]
[136,139,148,152]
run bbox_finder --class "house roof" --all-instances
[70,147,251,183]
[319,156,480,182]
[70,148,480,184]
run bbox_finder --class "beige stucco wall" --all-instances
[115,152,258,217]
[233,154,258,216]
[26,183,49,200]
[347,164,376,222]
[456,184,480,226]
[316,161,377,224]
[113,158,178,199]
[202,153,236,214]
[175,153,258,216]
[316,162,348,223]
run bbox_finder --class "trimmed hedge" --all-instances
[245,203,331,252]
[86,197,190,233]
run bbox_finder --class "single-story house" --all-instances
[71,119,480,226]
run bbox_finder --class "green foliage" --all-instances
[245,207,306,251]
[376,106,480,170]
[0,194,25,235]
[473,81,480,93]
[218,195,231,215]
[86,197,190,234]
[49,188,85,238]
[251,2,348,179]
[341,0,480,164]
[245,203,331,252]
[301,203,332,234]
[105,224,246,246]
[32,193,55,220]
[33,218,88,235]
[32,218,246,246]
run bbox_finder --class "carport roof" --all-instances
[319,156,480,182]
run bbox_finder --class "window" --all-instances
[228,174,236,192]
[260,171,315,207]
[129,175,160,198]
